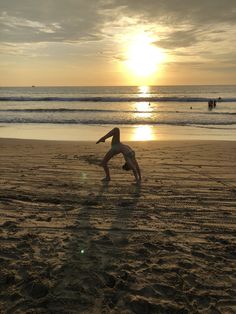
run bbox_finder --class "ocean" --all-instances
[0,85,236,141]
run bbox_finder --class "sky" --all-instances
[0,0,236,86]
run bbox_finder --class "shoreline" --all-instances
[0,137,236,144]
[1,123,236,142]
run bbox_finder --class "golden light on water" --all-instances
[132,125,155,141]
[139,85,150,95]
[136,102,150,112]
[135,102,152,118]
[125,33,165,77]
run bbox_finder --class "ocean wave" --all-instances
[0,108,236,115]
[0,108,120,113]
[192,125,236,130]
[0,96,235,102]
[1,118,236,126]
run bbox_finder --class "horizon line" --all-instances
[1,84,236,88]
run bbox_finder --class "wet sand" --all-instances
[0,139,236,313]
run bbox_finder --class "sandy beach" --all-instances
[0,138,236,313]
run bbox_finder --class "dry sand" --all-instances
[0,138,236,314]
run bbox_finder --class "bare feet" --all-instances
[96,138,105,144]
[102,177,110,182]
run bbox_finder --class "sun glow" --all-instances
[125,33,165,77]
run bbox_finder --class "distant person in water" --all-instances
[96,127,141,183]
[208,99,213,110]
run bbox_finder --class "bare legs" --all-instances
[96,127,120,145]
[97,128,120,181]
[133,158,141,181]
[101,149,116,181]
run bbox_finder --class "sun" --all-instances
[125,33,165,77]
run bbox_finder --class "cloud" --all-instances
[0,0,235,85]
[106,0,236,26]
[103,0,236,53]
[0,12,61,34]
[1,0,235,47]
[155,29,199,49]
[0,0,110,43]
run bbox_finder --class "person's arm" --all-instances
[134,159,141,180]
[96,128,120,144]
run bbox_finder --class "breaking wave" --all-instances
[1,96,235,102]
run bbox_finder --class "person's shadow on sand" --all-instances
[50,179,142,312]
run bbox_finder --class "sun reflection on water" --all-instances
[139,85,150,95]
[134,102,152,118]
[132,125,155,141]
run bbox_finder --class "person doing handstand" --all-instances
[96,128,141,182]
